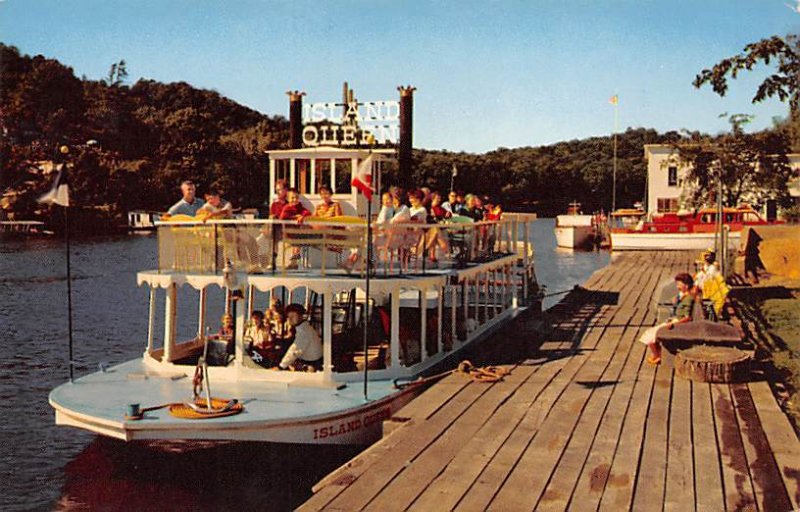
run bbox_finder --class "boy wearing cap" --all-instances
[278,304,323,371]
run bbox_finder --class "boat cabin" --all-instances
[140,213,537,389]
[267,147,395,218]
[643,206,775,234]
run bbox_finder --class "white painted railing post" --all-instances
[163,283,177,362]
[197,287,207,339]
[437,285,444,355]
[420,287,427,362]
[323,291,334,382]
[391,288,400,368]
[146,287,156,355]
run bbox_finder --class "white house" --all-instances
[644,144,800,215]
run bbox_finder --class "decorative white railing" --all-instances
[156,216,533,276]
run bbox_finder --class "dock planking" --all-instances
[300,251,800,511]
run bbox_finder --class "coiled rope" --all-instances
[456,360,510,383]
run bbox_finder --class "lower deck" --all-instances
[300,251,800,511]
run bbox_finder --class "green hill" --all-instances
[0,44,715,227]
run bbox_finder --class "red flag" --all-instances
[352,154,374,200]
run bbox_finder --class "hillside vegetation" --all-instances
[1,44,793,230]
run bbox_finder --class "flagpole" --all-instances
[65,200,74,383]
[362,150,373,401]
[363,195,371,401]
[612,98,618,213]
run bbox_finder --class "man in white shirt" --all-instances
[167,180,205,216]
[279,304,323,371]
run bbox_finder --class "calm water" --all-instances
[0,218,608,511]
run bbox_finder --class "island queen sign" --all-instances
[302,100,399,147]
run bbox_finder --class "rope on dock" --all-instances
[456,360,510,383]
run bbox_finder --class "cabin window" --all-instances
[275,160,290,191]
[294,159,312,194]
[656,198,679,212]
[667,166,678,187]
[334,159,351,195]
[314,159,331,193]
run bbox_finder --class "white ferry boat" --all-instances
[49,146,539,445]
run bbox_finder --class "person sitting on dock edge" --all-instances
[278,304,322,372]
[638,273,696,365]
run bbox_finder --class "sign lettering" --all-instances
[302,100,400,146]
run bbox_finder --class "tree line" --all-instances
[1,39,797,231]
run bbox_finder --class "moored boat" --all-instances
[554,202,596,249]
[49,145,539,445]
[609,205,779,251]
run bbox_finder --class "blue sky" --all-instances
[2,0,799,152]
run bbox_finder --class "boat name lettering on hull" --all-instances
[312,406,391,440]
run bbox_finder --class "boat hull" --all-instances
[555,226,594,249]
[610,231,741,251]
[50,360,429,445]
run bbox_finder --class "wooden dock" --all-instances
[300,251,800,511]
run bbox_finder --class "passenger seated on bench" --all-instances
[245,310,276,367]
[694,249,720,289]
[210,314,234,341]
[266,297,293,356]
[639,273,696,366]
[207,313,235,365]
[278,304,323,371]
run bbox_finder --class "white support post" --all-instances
[491,269,498,316]
[323,291,334,381]
[289,158,296,190]
[512,265,519,309]
[330,159,336,194]
[523,220,530,267]
[420,287,427,362]
[234,298,246,365]
[269,159,276,201]
[198,287,207,338]
[462,278,469,335]
[484,272,490,322]
[473,277,479,329]
[437,285,443,354]
[391,288,400,368]
[247,284,255,317]
[163,283,177,362]
[451,285,457,347]
[146,287,156,354]
[310,159,316,194]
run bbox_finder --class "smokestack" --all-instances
[287,90,305,149]
[398,85,416,187]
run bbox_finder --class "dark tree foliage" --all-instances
[6,44,791,229]
[672,115,793,209]
[1,44,288,226]
[694,33,800,150]
[694,34,799,112]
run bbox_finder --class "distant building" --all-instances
[644,144,800,214]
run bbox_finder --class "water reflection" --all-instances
[1,220,609,511]
[57,438,360,511]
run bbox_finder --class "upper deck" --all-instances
[154,214,534,279]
